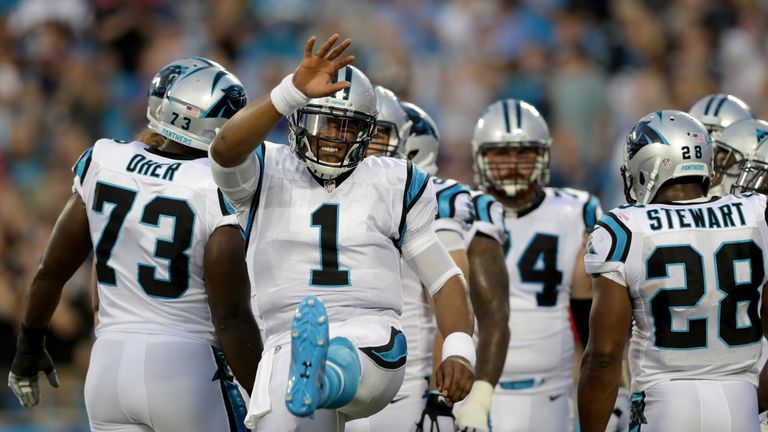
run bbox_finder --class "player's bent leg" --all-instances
[253,342,345,432]
[348,377,427,432]
[335,318,407,421]
[632,380,759,432]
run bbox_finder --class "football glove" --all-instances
[453,380,493,432]
[605,386,630,432]
[8,327,59,407]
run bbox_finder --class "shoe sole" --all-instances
[285,296,329,417]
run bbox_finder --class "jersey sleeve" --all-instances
[71,145,95,198]
[584,212,632,286]
[433,181,474,238]
[398,162,436,255]
[470,192,508,245]
[582,193,603,232]
[209,143,264,210]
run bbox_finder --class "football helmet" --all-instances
[367,86,411,157]
[688,93,754,140]
[711,119,768,196]
[288,65,378,179]
[622,110,713,204]
[158,67,247,150]
[401,101,440,176]
[726,119,768,194]
[471,99,552,196]
[147,57,224,132]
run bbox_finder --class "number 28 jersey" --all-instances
[72,139,238,343]
[585,194,768,392]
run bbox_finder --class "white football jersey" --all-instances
[399,176,474,387]
[224,143,436,343]
[585,194,768,393]
[498,187,601,392]
[72,139,238,343]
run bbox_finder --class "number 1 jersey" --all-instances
[72,139,238,343]
[585,194,768,392]
[224,142,436,344]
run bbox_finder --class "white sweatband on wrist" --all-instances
[442,332,476,369]
[270,74,310,117]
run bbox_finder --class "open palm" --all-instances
[293,34,355,99]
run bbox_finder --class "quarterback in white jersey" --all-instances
[470,98,600,432]
[346,91,479,432]
[209,35,475,431]
[8,63,261,431]
[580,110,768,432]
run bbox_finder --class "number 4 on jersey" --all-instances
[518,233,564,307]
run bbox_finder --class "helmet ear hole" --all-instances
[639,172,646,185]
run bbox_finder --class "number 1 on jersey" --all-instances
[310,203,350,287]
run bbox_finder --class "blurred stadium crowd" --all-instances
[1,0,768,429]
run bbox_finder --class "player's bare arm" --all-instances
[211,34,354,167]
[428,248,469,390]
[203,225,262,394]
[577,275,632,432]
[432,275,475,403]
[467,232,509,385]
[571,233,593,346]
[9,193,93,406]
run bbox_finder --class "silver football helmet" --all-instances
[158,67,247,150]
[710,119,768,196]
[471,99,552,196]
[726,120,768,195]
[622,110,713,204]
[288,65,378,179]
[367,86,411,157]
[401,101,440,176]
[147,57,224,132]
[688,93,754,140]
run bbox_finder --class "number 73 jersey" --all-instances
[72,139,238,343]
[585,194,768,392]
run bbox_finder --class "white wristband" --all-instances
[269,74,310,117]
[442,332,476,369]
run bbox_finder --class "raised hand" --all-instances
[435,356,475,405]
[292,34,355,99]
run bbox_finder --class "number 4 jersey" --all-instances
[585,194,768,392]
[72,139,238,343]
[495,187,601,394]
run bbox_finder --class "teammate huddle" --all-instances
[6,34,768,432]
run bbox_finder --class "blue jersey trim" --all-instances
[243,144,266,249]
[74,147,94,185]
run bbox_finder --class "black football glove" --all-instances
[8,327,59,407]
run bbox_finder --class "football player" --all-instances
[688,93,755,196]
[471,98,602,431]
[8,63,262,431]
[209,34,475,431]
[580,110,767,432]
